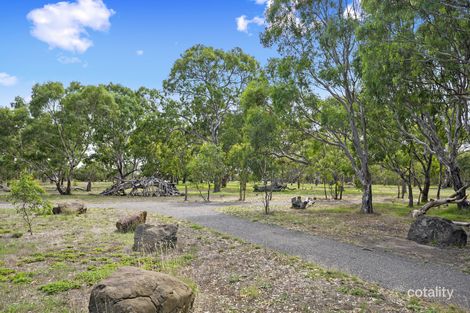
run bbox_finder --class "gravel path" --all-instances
[3,198,470,309]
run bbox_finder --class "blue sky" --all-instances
[0,0,276,106]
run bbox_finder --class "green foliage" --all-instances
[8,173,51,234]
[75,263,118,285]
[188,143,225,200]
[38,280,82,295]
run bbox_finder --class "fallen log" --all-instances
[414,183,470,217]
[0,184,10,192]
[116,211,147,233]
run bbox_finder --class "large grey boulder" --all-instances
[407,216,467,247]
[133,224,178,252]
[52,202,87,215]
[89,266,195,313]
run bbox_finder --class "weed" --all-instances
[228,273,241,283]
[240,285,260,299]
[11,272,34,284]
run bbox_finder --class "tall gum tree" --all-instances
[163,45,259,192]
[262,0,375,213]
[26,82,113,195]
[360,0,470,207]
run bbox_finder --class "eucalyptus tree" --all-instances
[361,0,470,207]
[187,143,225,202]
[241,79,281,214]
[163,44,259,191]
[93,84,151,182]
[262,0,375,213]
[0,101,28,182]
[24,82,112,195]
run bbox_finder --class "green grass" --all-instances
[38,280,82,295]
[2,297,71,313]
[239,285,261,299]
[75,263,118,285]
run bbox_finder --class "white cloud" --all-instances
[253,0,273,7]
[27,0,115,53]
[57,55,82,64]
[136,50,144,56]
[0,73,18,87]
[236,15,265,33]
[236,15,249,32]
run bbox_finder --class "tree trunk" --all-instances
[361,182,373,214]
[213,179,221,193]
[420,153,433,203]
[207,183,211,202]
[56,181,66,195]
[421,175,431,203]
[437,162,443,199]
[263,180,271,214]
[184,183,188,201]
[397,183,401,199]
[242,181,246,201]
[339,177,344,200]
[221,175,228,188]
[65,178,72,195]
[408,183,413,208]
[449,164,469,208]
[401,180,406,199]
[323,178,328,200]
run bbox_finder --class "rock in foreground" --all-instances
[52,202,87,215]
[407,216,467,247]
[89,266,194,313]
[116,211,147,232]
[133,224,178,252]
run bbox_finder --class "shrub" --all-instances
[8,173,51,235]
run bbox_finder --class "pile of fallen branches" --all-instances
[101,177,180,197]
[253,182,288,192]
